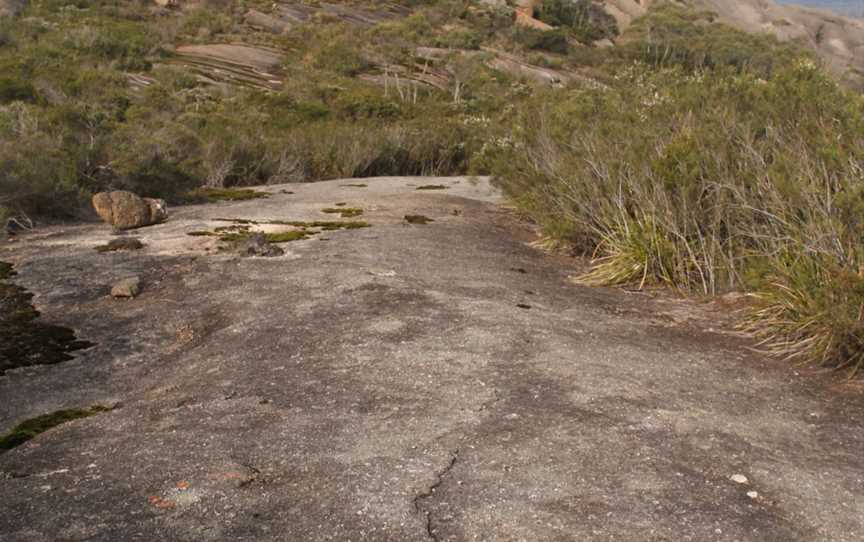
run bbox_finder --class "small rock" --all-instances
[730,474,749,485]
[404,214,434,225]
[237,232,284,257]
[747,491,759,499]
[111,277,140,298]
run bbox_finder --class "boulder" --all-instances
[92,191,168,230]
[111,277,140,298]
[0,0,27,18]
[147,198,168,224]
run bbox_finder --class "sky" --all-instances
[775,0,864,16]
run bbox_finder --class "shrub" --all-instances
[514,27,569,54]
[616,5,801,76]
[536,0,618,44]
[490,54,864,371]
[0,78,36,103]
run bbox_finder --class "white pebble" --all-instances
[730,474,749,484]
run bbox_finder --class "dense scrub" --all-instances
[0,0,526,220]
[489,7,864,374]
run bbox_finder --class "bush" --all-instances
[515,27,569,54]
[0,78,36,103]
[536,0,618,44]
[616,5,801,76]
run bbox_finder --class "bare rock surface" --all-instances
[1,176,863,541]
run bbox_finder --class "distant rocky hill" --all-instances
[601,0,864,85]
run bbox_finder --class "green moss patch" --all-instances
[416,185,448,190]
[216,229,310,243]
[0,406,114,453]
[264,231,312,243]
[322,207,364,218]
[214,218,370,230]
[184,188,271,203]
[194,218,371,247]
[405,215,434,224]
[341,183,368,188]
[302,220,370,230]
[94,238,144,252]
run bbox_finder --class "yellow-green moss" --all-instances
[321,207,364,218]
[94,238,144,252]
[185,188,271,202]
[264,230,312,243]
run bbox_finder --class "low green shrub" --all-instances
[535,0,618,44]
[491,43,864,372]
[514,27,569,54]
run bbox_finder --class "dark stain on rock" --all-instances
[404,215,434,225]
[0,405,113,453]
[0,261,95,374]
[0,261,14,280]
[416,185,448,191]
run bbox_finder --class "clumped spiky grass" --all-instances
[741,254,864,376]
[491,18,864,374]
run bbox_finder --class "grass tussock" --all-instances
[489,8,864,374]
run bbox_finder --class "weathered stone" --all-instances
[111,277,141,298]
[730,474,749,485]
[92,191,167,230]
[146,198,168,224]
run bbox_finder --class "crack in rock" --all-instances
[413,449,460,542]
